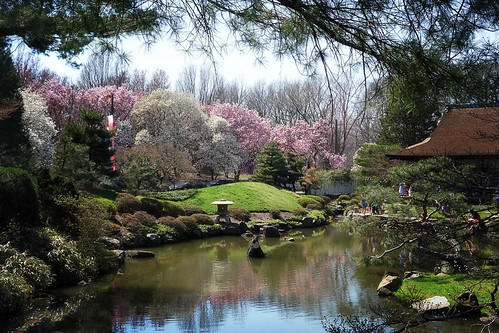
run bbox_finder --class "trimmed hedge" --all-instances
[140,197,164,218]
[192,214,214,225]
[115,193,142,214]
[297,196,321,208]
[182,204,207,216]
[163,200,186,217]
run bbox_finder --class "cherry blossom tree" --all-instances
[205,102,272,173]
[20,89,57,166]
[34,79,77,130]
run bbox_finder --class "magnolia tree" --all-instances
[21,89,58,166]
[272,119,346,169]
[131,89,209,159]
[195,116,242,179]
[205,102,272,173]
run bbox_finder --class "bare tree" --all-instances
[77,53,129,89]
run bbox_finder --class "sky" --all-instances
[36,35,308,86]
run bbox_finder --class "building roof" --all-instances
[386,105,499,160]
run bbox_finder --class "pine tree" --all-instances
[251,141,288,186]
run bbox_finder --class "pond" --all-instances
[7,225,484,332]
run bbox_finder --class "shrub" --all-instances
[0,273,30,314]
[269,209,282,219]
[133,211,157,228]
[157,217,187,234]
[349,198,360,207]
[95,197,117,218]
[140,198,164,218]
[177,216,197,232]
[151,189,198,201]
[320,196,332,205]
[93,248,119,275]
[229,208,251,222]
[115,193,142,214]
[309,210,327,224]
[183,204,207,216]
[338,194,351,202]
[307,195,325,207]
[192,214,214,225]
[297,196,321,208]
[163,200,186,217]
[120,213,143,234]
[0,167,40,240]
[292,208,308,216]
[306,203,322,210]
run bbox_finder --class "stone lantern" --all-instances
[211,199,234,224]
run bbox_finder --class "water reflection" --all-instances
[11,225,482,332]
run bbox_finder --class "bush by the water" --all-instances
[177,216,197,232]
[192,214,214,225]
[120,214,143,234]
[292,208,308,216]
[297,196,322,208]
[0,272,31,314]
[183,204,207,216]
[158,217,187,236]
[269,209,282,219]
[140,197,164,217]
[133,211,157,228]
[229,208,251,221]
[306,203,322,210]
[115,193,142,214]
[163,200,186,217]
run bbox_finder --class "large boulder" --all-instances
[376,271,402,296]
[127,250,156,259]
[411,296,450,314]
[263,225,280,238]
[301,217,316,228]
[247,236,265,258]
[100,236,120,250]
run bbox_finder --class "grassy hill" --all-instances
[180,182,303,214]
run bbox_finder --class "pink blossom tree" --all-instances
[34,79,77,130]
[205,102,272,173]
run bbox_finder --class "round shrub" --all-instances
[306,203,322,210]
[163,200,186,217]
[320,196,332,205]
[133,211,157,228]
[158,216,187,234]
[338,194,351,202]
[182,204,207,216]
[306,195,325,207]
[120,213,143,234]
[229,208,251,222]
[140,198,164,218]
[291,208,308,216]
[177,216,197,231]
[269,209,282,220]
[192,214,214,225]
[115,193,142,214]
[95,198,117,218]
[297,196,321,208]
[349,198,360,207]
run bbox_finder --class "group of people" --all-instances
[361,199,380,215]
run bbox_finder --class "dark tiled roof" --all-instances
[386,106,499,160]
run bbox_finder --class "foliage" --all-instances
[115,193,142,214]
[352,143,403,185]
[162,200,186,217]
[150,189,198,201]
[0,272,30,314]
[182,205,207,216]
[308,210,327,224]
[52,140,97,185]
[269,209,282,219]
[0,167,40,244]
[140,198,164,218]
[20,88,57,166]
[191,214,214,225]
[301,167,320,194]
[181,182,302,214]
[120,154,158,194]
[133,211,157,228]
[177,216,197,233]
[229,208,251,222]
[297,196,322,209]
[120,213,143,234]
[291,208,308,217]
[251,141,288,186]
[356,184,400,207]
[157,216,187,236]
[317,169,352,184]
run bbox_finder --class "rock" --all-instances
[221,225,239,236]
[376,271,402,296]
[450,291,481,317]
[403,271,420,280]
[411,296,450,313]
[146,233,161,247]
[263,225,280,238]
[238,221,249,234]
[127,250,156,259]
[100,236,120,250]
[434,260,455,274]
[247,236,265,258]
[112,250,126,265]
[284,237,295,242]
[133,235,146,248]
[302,217,316,228]
[278,221,291,230]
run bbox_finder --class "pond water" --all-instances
[8,225,485,332]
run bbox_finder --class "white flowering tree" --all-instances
[21,89,57,166]
[195,116,241,179]
[131,89,209,160]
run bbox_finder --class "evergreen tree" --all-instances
[251,141,288,186]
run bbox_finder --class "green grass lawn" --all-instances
[180,182,303,214]
[394,272,497,308]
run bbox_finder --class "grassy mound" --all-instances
[180,182,302,214]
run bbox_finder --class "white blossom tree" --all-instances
[21,89,57,166]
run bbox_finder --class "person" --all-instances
[467,209,481,231]
[398,183,407,196]
[361,199,368,215]
[441,204,451,217]
[371,204,380,215]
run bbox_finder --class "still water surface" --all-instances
[17,225,482,332]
